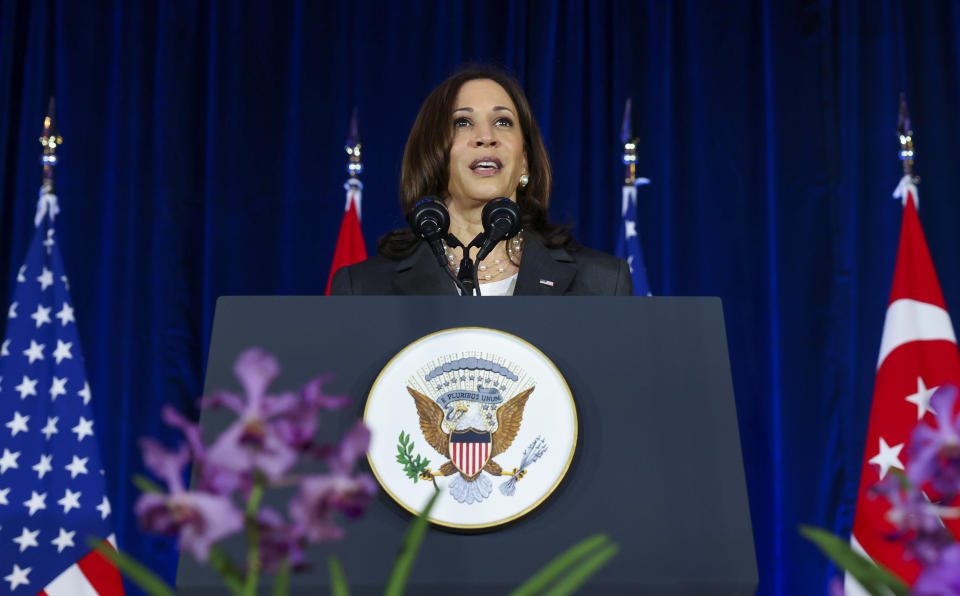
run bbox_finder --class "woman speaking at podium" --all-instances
[330,67,632,297]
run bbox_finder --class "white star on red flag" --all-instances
[904,376,938,421]
[867,437,905,479]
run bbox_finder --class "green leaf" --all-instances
[87,538,177,596]
[509,534,613,596]
[542,544,619,596]
[799,526,909,596]
[385,490,440,596]
[329,555,350,596]
[132,474,165,494]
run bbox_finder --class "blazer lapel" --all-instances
[514,235,576,296]
[393,242,460,295]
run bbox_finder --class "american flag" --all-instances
[0,191,123,594]
[616,99,651,297]
[614,183,652,297]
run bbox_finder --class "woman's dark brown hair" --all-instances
[377,66,574,258]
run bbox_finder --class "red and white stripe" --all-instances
[452,442,489,476]
[40,535,124,596]
[848,178,960,592]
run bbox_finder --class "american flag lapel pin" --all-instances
[539,279,554,287]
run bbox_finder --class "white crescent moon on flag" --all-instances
[876,298,957,369]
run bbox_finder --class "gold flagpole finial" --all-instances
[345,107,362,180]
[620,98,638,186]
[39,97,63,193]
[897,92,915,180]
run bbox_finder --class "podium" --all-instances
[177,296,757,595]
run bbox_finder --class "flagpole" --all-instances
[621,99,638,188]
[324,108,369,294]
[40,97,62,194]
[892,94,921,211]
[615,98,651,296]
[345,107,362,220]
[34,98,62,228]
[897,93,915,181]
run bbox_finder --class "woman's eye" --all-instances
[495,117,514,127]
[454,117,472,128]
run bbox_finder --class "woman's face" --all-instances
[446,79,527,206]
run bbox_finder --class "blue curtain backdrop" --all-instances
[3,0,960,593]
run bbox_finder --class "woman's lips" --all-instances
[469,157,503,177]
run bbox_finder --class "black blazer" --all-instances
[330,234,633,296]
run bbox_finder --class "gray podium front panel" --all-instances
[177,296,757,595]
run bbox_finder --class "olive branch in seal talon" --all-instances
[396,431,439,491]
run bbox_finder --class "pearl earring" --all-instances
[519,173,530,189]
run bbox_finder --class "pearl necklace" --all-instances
[444,233,524,281]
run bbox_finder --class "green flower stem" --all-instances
[131,474,164,494]
[241,476,266,596]
[208,545,244,595]
[272,559,291,596]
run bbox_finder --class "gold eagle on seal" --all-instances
[408,385,534,504]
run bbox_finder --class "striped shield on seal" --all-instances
[449,429,491,478]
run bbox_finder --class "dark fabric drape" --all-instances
[4,1,960,593]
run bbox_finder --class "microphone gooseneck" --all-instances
[476,198,522,262]
[408,197,472,295]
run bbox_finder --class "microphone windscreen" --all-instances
[481,198,521,238]
[408,196,450,242]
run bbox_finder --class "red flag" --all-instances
[324,185,367,295]
[848,177,960,588]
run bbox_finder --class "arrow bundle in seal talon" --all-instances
[500,436,547,496]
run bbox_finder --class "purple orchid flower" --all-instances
[161,405,240,495]
[871,473,957,566]
[288,473,377,542]
[204,349,302,480]
[288,421,377,542]
[828,577,845,596]
[908,385,960,500]
[325,420,373,476]
[256,507,308,572]
[912,543,960,595]
[271,374,350,451]
[134,438,244,561]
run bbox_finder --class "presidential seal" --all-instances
[364,327,577,529]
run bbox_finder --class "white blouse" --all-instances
[477,273,518,296]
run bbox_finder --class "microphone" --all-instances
[407,196,450,267]
[476,198,522,262]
